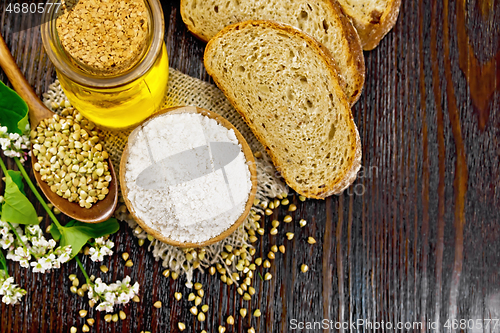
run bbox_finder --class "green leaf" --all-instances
[6,170,25,195]
[0,81,29,135]
[0,251,7,273]
[1,173,39,225]
[50,223,61,241]
[58,218,120,257]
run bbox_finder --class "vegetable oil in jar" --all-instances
[57,45,169,129]
[41,0,169,130]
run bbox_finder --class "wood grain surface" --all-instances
[1,0,500,332]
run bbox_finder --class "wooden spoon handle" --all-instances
[0,33,53,126]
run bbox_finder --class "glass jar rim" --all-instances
[41,0,165,88]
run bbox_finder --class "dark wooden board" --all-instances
[1,0,500,332]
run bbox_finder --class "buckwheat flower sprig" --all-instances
[88,236,114,262]
[0,252,26,305]
[0,270,26,305]
[85,275,140,313]
[0,218,21,251]
[0,125,30,164]
[4,223,72,273]
[25,225,72,269]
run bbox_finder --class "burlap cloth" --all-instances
[43,68,288,283]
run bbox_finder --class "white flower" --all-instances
[8,133,20,141]
[2,294,17,305]
[107,282,119,291]
[96,301,114,312]
[31,256,53,273]
[7,247,31,268]
[0,277,14,294]
[117,292,130,304]
[0,274,26,305]
[55,246,72,265]
[0,232,14,250]
[51,260,61,269]
[87,275,140,312]
[0,123,31,162]
[88,248,103,262]
[18,234,28,244]
[121,276,131,285]
[88,237,114,262]
[131,282,140,295]
[0,221,19,251]
[26,225,40,235]
[104,291,116,304]
[0,138,10,149]
[95,237,105,245]
[93,278,107,294]
[48,239,57,248]
[2,289,25,305]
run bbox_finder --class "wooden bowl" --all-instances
[120,106,257,248]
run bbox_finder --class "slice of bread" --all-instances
[337,0,401,50]
[181,0,365,104]
[204,21,361,199]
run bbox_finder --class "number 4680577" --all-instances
[6,2,61,14]
[444,319,499,330]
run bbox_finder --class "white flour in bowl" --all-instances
[124,111,252,243]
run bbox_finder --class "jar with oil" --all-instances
[41,0,169,130]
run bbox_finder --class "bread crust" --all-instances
[337,0,401,50]
[179,0,212,42]
[327,0,365,104]
[204,20,362,199]
[181,0,365,105]
[318,123,362,198]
